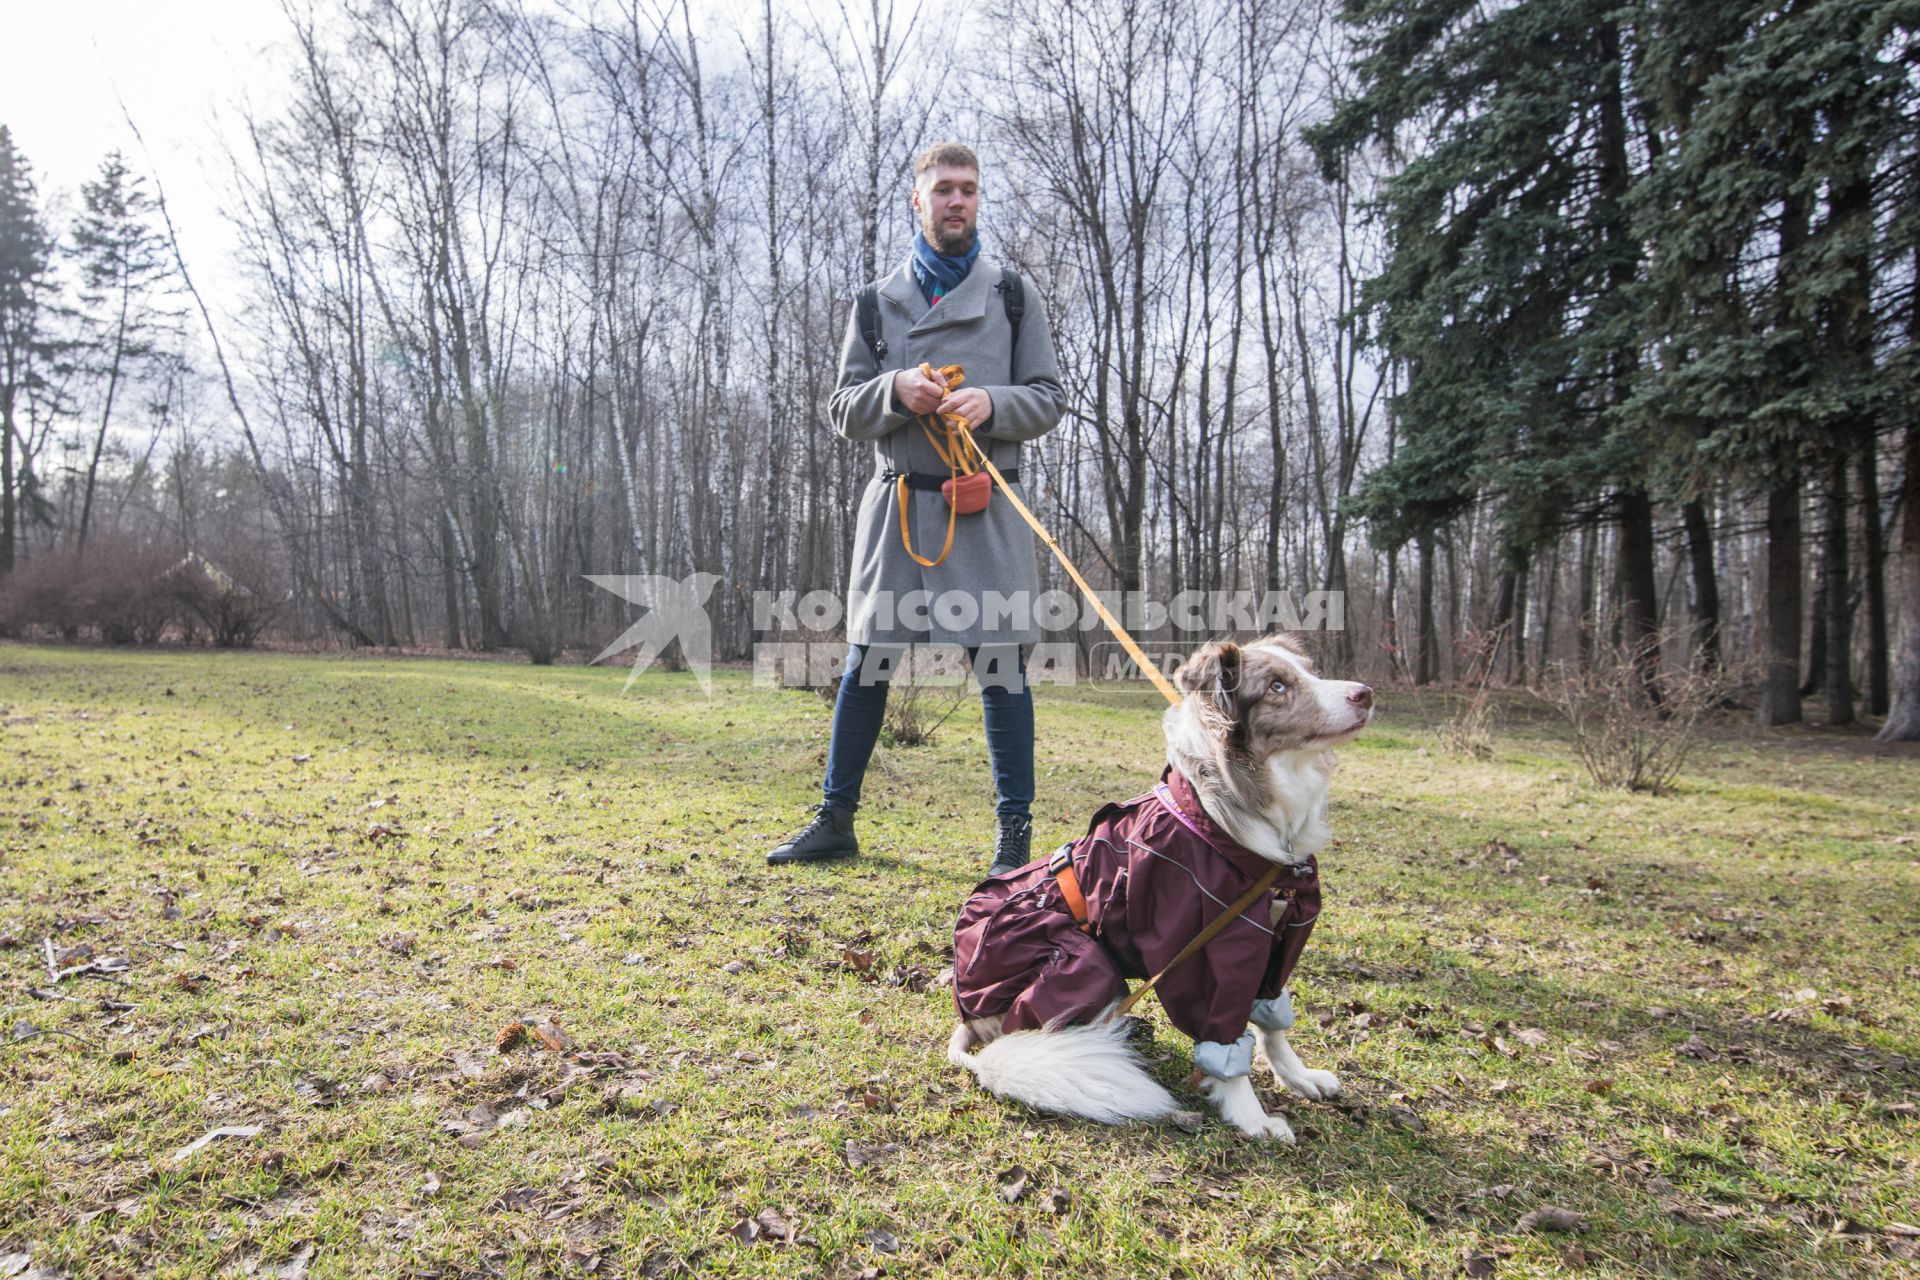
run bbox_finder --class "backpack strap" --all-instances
[996,268,1026,351]
[857,285,886,364]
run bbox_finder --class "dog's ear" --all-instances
[1176,641,1246,744]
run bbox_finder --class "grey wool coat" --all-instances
[829,256,1069,647]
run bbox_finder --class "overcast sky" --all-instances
[1,2,297,314]
[0,0,860,326]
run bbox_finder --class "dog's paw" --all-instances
[1238,1112,1297,1142]
[1278,1067,1342,1100]
[1200,1073,1293,1140]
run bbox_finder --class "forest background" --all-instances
[0,0,1914,737]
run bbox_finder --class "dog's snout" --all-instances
[1348,685,1374,709]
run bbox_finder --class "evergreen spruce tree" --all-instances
[1310,0,1665,688]
[0,125,57,574]
[66,150,181,552]
[1632,0,1914,727]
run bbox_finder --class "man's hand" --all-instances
[893,366,947,415]
[937,387,993,430]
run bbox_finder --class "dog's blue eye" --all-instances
[1270,678,1289,694]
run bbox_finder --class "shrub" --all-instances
[81,543,183,644]
[166,548,284,648]
[0,550,87,636]
[0,543,183,642]
[1535,627,1754,794]
[878,646,970,748]
[518,607,564,666]
[1438,626,1504,759]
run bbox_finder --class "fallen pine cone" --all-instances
[496,1021,529,1052]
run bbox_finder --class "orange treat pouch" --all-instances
[943,470,993,514]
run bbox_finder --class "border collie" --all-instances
[946,635,1371,1139]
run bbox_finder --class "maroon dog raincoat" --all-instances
[952,766,1321,1079]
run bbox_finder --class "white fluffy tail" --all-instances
[947,1017,1179,1125]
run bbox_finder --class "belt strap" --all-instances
[885,467,1020,492]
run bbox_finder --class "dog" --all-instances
[946,634,1372,1139]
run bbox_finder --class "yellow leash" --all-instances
[895,366,979,570]
[907,362,1182,708]
[917,364,1264,1019]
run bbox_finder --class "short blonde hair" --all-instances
[913,143,980,180]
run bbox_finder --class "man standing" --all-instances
[766,142,1068,873]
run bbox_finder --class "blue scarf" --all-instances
[911,230,980,306]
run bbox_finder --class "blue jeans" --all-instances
[821,643,1033,821]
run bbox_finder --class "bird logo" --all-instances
[584,572,722,695]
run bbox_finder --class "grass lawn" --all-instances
[1,642,1917,1279]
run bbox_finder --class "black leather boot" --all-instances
[987,813,1033,877]
[766,803,859,864]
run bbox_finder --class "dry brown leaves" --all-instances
[726,1206,805,1246]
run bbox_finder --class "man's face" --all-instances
[911,163,981,254]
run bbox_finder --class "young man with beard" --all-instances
[766,142,1068,874]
